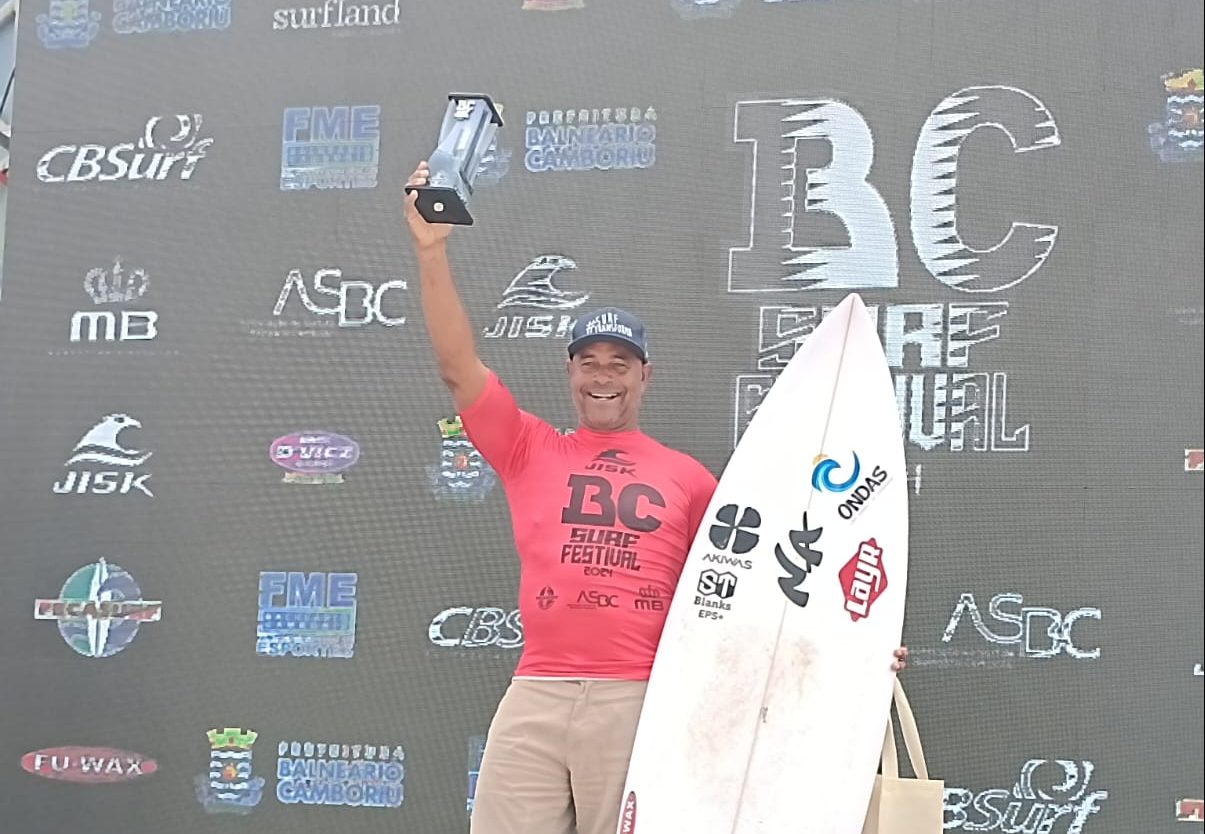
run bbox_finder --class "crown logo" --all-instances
[438,416,465,440]
[84,258,150,305]
[207,728,259,750]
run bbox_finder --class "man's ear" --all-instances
[642,362,653,384]
[565,357,573,376]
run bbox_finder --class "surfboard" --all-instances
[617,292,909,834]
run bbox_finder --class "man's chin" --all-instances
[582,411,627,432]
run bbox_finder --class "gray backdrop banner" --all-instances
[0,1,1201,832]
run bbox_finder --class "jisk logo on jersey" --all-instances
[586,449,635,475]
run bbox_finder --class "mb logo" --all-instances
[70,258,158,343]
[942,592,1101,659]
[274,267,407,327]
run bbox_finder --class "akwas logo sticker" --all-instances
[22,746,158,783]
[34,559,162,658]
[811,452,891,521]
[257,571,357,659]
[944,758,1108,832]
[270,431,360,484]
[196,728,266,815]
[38,115,213,184]
[276,740,405,808]
[702,503,762,570]
[37,1,102,49]
[53,413,154,497]
[482,255,588,341]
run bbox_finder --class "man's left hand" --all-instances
[890,646,908,673]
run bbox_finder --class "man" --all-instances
[403,161,907,834]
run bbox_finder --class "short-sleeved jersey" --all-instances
[459,371,718,680]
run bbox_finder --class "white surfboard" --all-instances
[617,293,908,834]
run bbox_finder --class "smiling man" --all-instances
[402,161,906,834]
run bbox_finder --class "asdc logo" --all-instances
[924,592,1101,668]
[254,267,408,335]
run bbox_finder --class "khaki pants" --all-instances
[470,678,647,834]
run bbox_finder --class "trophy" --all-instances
[405,94,504,226]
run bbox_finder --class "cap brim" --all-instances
[567,334,647,362]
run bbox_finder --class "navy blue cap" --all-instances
[567,306,649,362]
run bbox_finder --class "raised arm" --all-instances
[403,161,489,413]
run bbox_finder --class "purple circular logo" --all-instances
[269,432,360,474]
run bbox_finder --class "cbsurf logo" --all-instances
[811,451,889,520]
[21,746,158,783]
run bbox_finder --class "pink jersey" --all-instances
[459,372,718,680]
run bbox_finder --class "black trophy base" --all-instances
[404,185,475,226]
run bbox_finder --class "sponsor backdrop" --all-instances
[0,0,1201,832]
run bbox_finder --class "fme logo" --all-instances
[256,571,358,659]
[281,105,381,190]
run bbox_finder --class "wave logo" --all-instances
[811,452,861,494]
